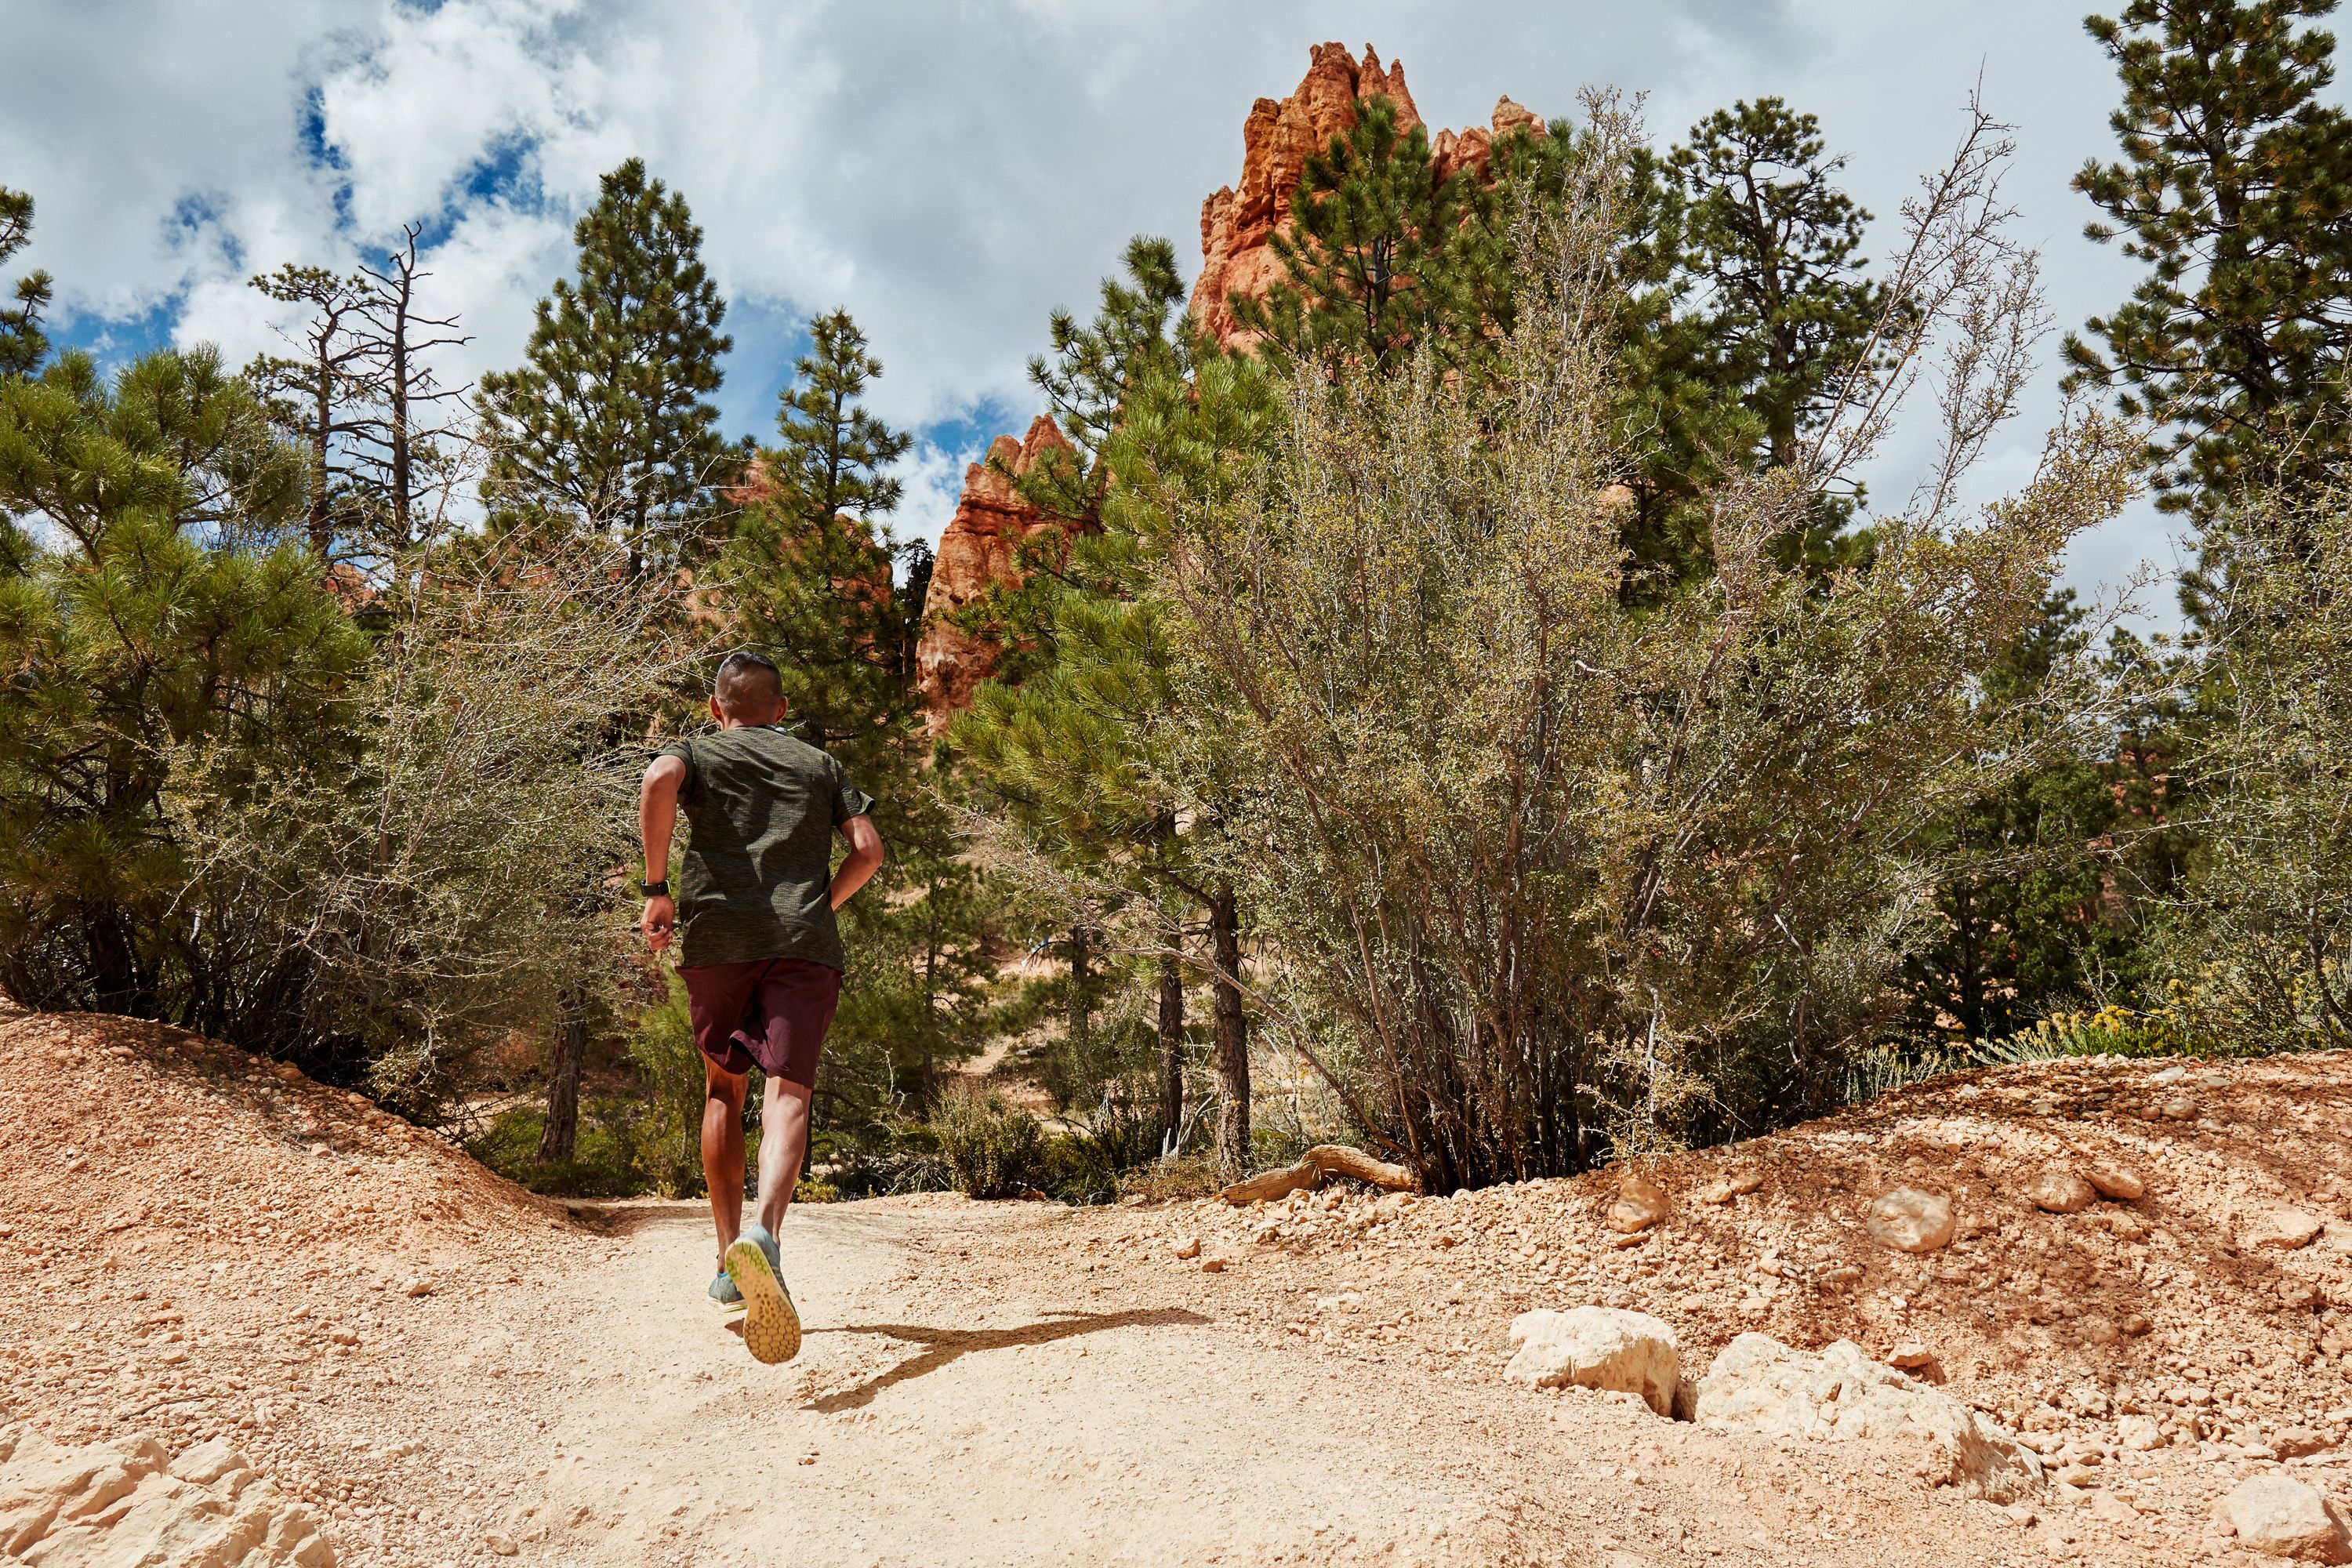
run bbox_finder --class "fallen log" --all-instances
[1216,1144,1420,1204]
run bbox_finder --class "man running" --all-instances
[638,651,884,1363]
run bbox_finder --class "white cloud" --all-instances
[895,438,986,561]
[7,0,2204,609]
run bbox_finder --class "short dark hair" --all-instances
[713,650,783,718]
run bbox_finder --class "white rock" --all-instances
[1503,1307,1680,1417]
[2083,1164,2146,1201]
[1694,1334,2045,1501]
[0,1421,334,1566]
[2026,1169,2096,1214]
[168,1436,246,1485]
[2220,1472,2351,1562]
[2116,1414,2165,1451]
[2245,1210,2328,1251]
[1866,1188,1956,1252]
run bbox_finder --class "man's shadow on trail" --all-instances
[782,1308,1208,1414]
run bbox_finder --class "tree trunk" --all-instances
[387,260,412,535]
[1218,1144,1421,1204]
[538,994,586,1163]
[1067,924,1092,1058]
[1210,889,1249,1177]
[308,347,334,557]
[1158,948,1185,1151]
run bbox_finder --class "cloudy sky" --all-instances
[5,0,2206,609]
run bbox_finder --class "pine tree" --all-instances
[1672,101,1887,476]
[354,224,472,546]
[723,309,913,757]
[1617,100,1892,586]
[1902,593,2145,1043]
[1026,236,1190,510]
[2067,0,2352,521]
[0,347,363,1026]
[0,185,53,379]
[970,236,1192,682]
[479,158,733,575]
[245,266,377,557]
[960,245,1269,1174]
[246,228,472,561]
[1232,96,1468,372]
[713,310,998,1120]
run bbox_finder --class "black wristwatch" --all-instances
[642,880,670,898]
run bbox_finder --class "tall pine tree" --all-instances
[723,310,913,757]
[479,159,730,1159]
[717,310,997,1121]
[1617,100,1891,587]
[479,158,733,574]
[2067,0,2352,522]
[245,266,377,557]
[0,347,362,1029]
[1,185,52,379]
[961,242,1269,1174]
[1232,96,1469,373]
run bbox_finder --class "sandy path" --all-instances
[517,1201,1476,1567]
[445,1197,2132,1568]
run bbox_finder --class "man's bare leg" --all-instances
[722,1073,810,1364]
[755,1076,813,1236]
[702,1061,750,1260]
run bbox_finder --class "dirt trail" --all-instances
[8,1003,2350,1566]
[524,1201,1473,1566]
[347,1196,2062,1568]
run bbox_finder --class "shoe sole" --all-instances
[723,1237,800,1364]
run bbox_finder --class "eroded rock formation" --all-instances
[1189,42,1542,353]
[913,415,1080,734]
[0,1425,337,1566]
[914,46,1544,731]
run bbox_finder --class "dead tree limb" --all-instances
[1216,1144,1420,1204]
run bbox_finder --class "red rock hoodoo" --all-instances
[913,415,1080,735]
[1190,42,1541,353]
[914,45,1541,733]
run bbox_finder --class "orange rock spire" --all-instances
[1189,43,1541,353]
[913,415,1080,735]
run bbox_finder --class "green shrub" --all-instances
[1973,989,2206,1065]
[624,977,708,1196]
[932,1084,1048,1199]
[469,1102,650,1197]
[1841,1043,1969,1104]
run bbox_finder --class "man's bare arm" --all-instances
[830,813,885,910]
[639,754,687,950]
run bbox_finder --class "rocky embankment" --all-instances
[991,1052,2352,1560]
[0,1001,598,1564]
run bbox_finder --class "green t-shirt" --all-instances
[658,727,875,971]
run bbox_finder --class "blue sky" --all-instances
[3,0,2250,602]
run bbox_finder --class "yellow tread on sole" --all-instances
[723,1236,801,1364]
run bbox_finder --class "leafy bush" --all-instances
[1840,981,2222,1106]
[816,1116,949,1199]
[931,1084,1049,1199]
[469,1101,654,1198]
[1120,108,2139,1187]
[624,976,708,1196]
[1975,998,2203,1064]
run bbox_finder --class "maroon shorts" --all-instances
[681,956,841,1088]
